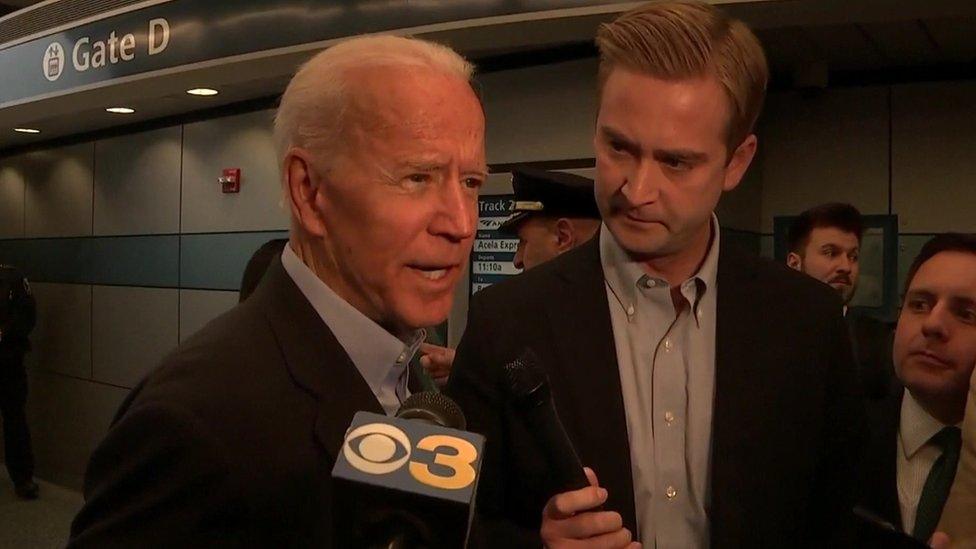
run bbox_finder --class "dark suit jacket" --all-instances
[69,257,391,548]
[447,232,864,548]
[857,377,905,531]
[847,312,894,400]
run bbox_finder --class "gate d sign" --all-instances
[70,18,170,72]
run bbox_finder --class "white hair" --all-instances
[273,34,475,164]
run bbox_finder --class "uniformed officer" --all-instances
[498,166,602,270]
[417,167,603,384]
[0,264,38,499]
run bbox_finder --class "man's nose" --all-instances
[620,161,660,206]
[432,178,476,242]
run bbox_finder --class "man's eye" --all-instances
[960,309,976,324]
[608,140,627,153]
[907,299,929,313]
[661,157,690,171]
[463,177,483,190]
[407,173,430,184]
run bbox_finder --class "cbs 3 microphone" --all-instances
[332,392,485,548]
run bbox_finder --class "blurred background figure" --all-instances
[858,234,976,544]
[499,166,602,271]
[239,238,288,302]
[787,202,893,399]
[0,263,38,500]
[418,166,602,386]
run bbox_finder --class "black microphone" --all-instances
[332,392,484,548]
[504,349,592,495]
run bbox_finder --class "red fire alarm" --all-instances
[219,168,241,193]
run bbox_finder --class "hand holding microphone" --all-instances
[504,350,640,549]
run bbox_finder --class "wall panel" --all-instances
[94,126,182,236]
[181,110,287,233]
[179,289,239,341]
[23,142,94,238]
[892,81,976,233]
[27,282,91,379]
[0,161,26,238]
[92,286,179,388]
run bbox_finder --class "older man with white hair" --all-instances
[68,35,486,547]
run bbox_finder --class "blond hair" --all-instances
[273,34,474,163]
[596,1,768,151]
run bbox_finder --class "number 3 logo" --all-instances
[343,426,479,491]
[409,435,478,490]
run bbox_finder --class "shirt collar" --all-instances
[280,244,424,400]
[899,390,959,459]
[601,214,721,320]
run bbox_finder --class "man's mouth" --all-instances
[910,349,951,368]
[408,265,455,281]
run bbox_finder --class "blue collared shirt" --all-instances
[281,244,424,415]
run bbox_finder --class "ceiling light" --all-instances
[13,128,40,134]
[186,88,219,96]
[105,107,135,114]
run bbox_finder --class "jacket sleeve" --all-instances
[68,403,248,549]
[445,296,539,548]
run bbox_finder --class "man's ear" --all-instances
[786,251,803,271]
[553,218,576,252]
[284,149,327,237]
[722,134,757,192]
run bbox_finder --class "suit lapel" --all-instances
[254,257,384,459]
[542,235,638,534]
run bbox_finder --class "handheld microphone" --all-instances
[504,349,592,495]
[332,392,485,548]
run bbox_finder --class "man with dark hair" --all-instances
[858,233,976,544]
[786,202,863,306]
[787,202,892,399]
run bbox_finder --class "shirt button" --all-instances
[664,338,673,352]
[664,411,675,424]
[626,305,635,316]
[397,352,406,363]
[666,486,677,499]
[645,279,657,288]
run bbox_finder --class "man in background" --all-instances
[69,34,485,547]
[239,238,288,302]
[858,233,975,543]
[418,166,602,384]
[0,263,37,500]
[787,202,892,399]
[501,166,601,271]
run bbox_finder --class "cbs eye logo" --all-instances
[344,423,478,490]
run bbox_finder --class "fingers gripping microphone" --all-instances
[332,392,484,548]
[504,349,592,495]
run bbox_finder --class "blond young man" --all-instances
[448,2,862,548]
[69,35,486,547]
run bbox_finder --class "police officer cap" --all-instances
[497,166,600,235]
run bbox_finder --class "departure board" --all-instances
[470,194,521,295]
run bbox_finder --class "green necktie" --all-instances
[913,426,962,542]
